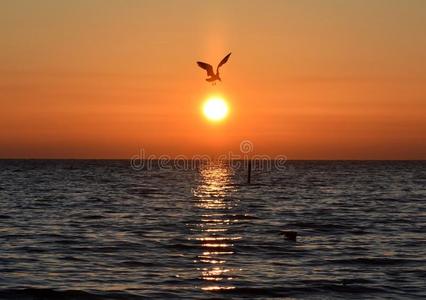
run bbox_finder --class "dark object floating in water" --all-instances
[282,230,297,241]
[196,52,232,84]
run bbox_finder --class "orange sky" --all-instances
[1,0,425,159]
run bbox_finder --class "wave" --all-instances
[330,257,422,266]
[0,288,143,300]
[210,283,387,298]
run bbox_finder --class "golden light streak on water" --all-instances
[190,163,240,292]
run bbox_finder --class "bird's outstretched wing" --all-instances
[217,52,232,70]
[197,62,215,77]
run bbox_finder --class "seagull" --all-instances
[197,52,232,84]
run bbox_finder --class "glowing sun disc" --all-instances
[203,97,229,122]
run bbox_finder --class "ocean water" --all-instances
[0,160,425,299]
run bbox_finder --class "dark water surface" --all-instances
[0,160,425,299]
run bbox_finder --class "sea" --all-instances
[0,160,424,299]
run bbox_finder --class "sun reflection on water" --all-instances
[190,163,240,292]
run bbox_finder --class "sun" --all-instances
[202,96,229,122]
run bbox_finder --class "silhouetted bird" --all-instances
[197,52,231,84]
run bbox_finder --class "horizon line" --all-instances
[0,158,424,161]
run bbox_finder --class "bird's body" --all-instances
[206,74,220,82]
[197,52,231,84]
